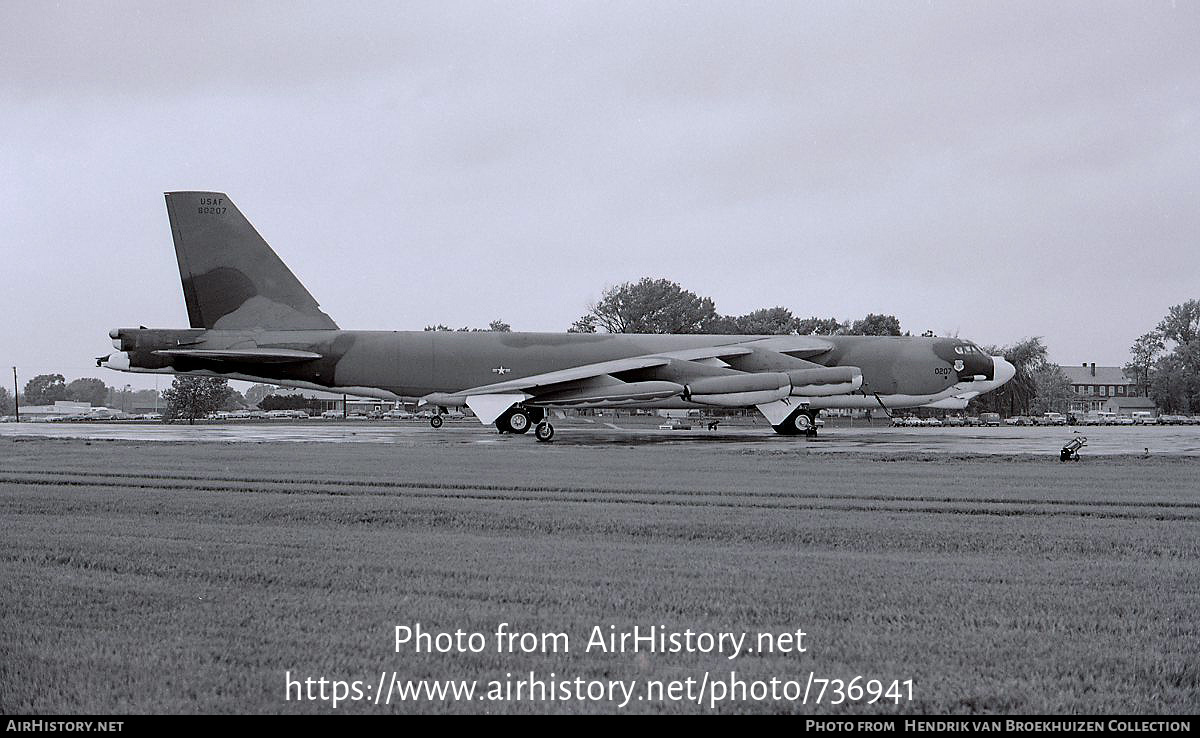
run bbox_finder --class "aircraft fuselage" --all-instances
[105,328,1004,411]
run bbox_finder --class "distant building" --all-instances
[264,387,399,415]
[1060,363,1156,415]
[20,400,94,420]
[19,400,131,420]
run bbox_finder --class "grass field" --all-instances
[1,436,1197,713]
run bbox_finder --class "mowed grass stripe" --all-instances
[3,472,1199,521]
[2,466,1199,512]
[5,476,1196,558]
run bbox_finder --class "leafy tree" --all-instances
[1125,332,1163,399]
[1149,353,1193,413]
[1157,300,1200,346]
[0,387,13,416]
[1139,300,1200,412]
[245,383,277,408]
[847,313,903,336]
[970,337,1049,416]
[585,278,718,334]
[220,389,247,411]
[701,314,741,334]
[23,374,67,406]
[567,315,598,333]
[162,377,232,424]
[1029,364,1074,414]
[425,320,512,332]
[66,377,109,406]
[794,317,846,336]
[731,307,796,335]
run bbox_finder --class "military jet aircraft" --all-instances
[99,192,1015,441]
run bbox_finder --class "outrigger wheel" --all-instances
[772,408,819,437]
[534,422,555,442]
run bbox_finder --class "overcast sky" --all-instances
[2,1,1197,391]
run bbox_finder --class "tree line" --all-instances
[1125,300,1200,413]
[566,278,906,336]
[3,373,246,420]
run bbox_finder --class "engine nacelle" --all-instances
[685,372,791,407]
[787,366,863,397]
[533,381,685,406]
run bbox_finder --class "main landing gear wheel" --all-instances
[772,408,818,437]
[496,407,532,434]
[429,415,443,428]
[534,422,555,442]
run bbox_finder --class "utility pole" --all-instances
[12,367,18,422]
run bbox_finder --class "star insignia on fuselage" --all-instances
[492,366,511,375]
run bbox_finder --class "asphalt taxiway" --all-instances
[2,420,1198,455]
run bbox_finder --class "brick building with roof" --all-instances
[1059,362,1157,415]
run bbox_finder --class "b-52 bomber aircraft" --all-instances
[99,192,1015,441]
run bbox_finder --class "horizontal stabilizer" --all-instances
[151,348,323,363]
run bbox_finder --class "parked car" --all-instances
[891,416,908,427]
[964,416,983,426]
[944,415,965,427]
[321,410,341,419]
[658,419,691,430]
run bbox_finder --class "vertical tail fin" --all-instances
[164,191,338,330]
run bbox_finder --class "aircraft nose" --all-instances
[992,356,1015,386]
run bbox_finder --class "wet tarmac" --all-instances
[3,420,1199,455]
